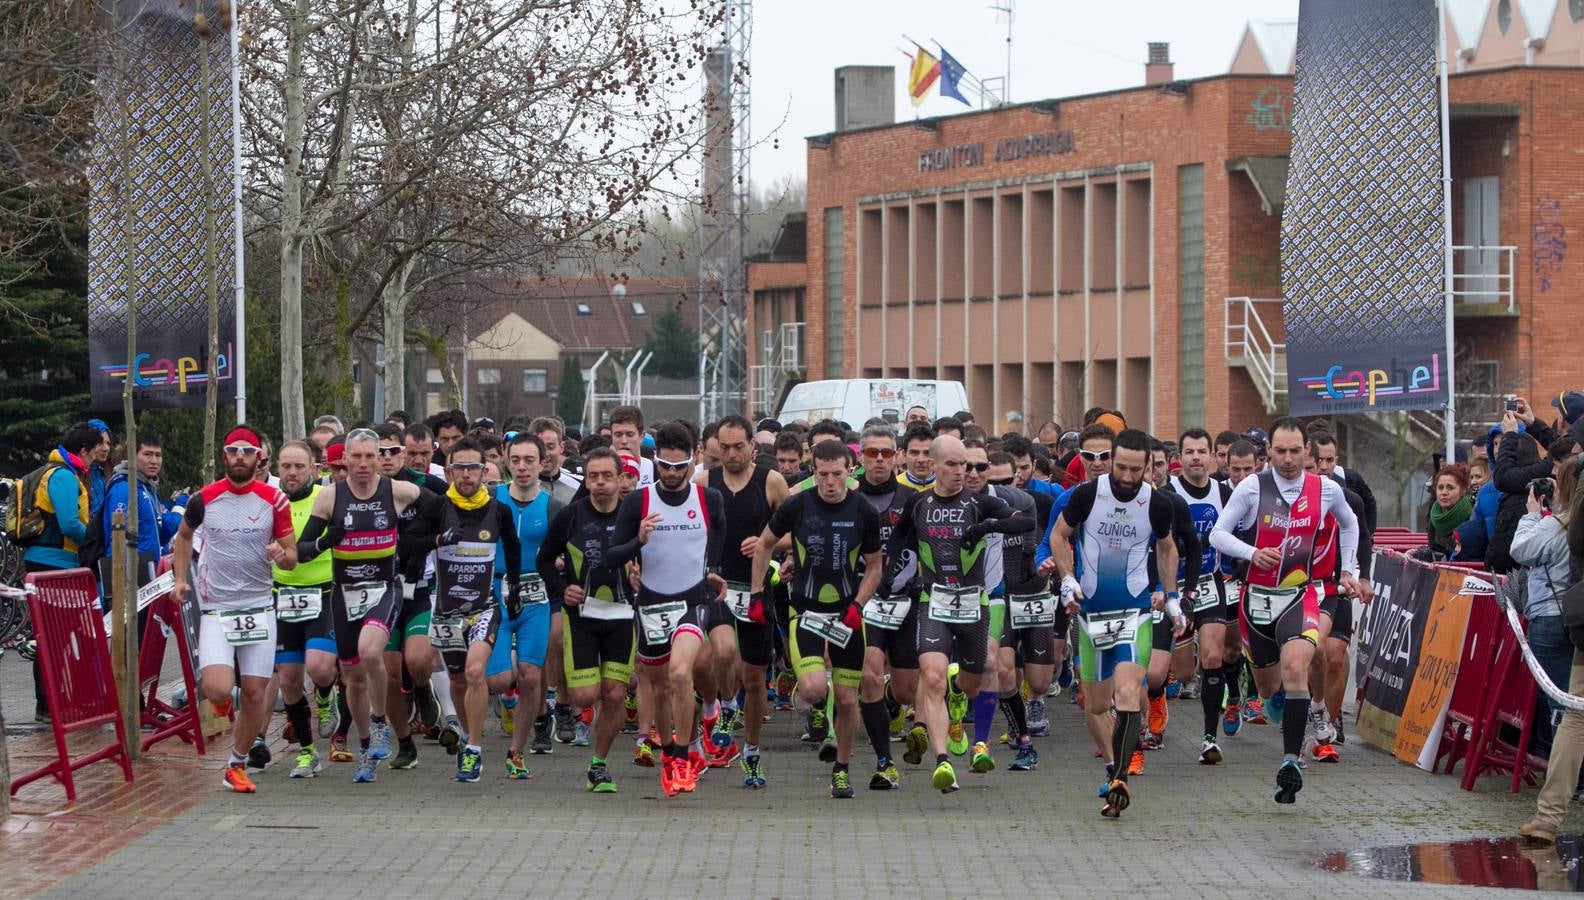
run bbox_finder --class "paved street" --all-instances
[0,645,1557,899]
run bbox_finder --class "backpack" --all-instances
[4,463,63,546]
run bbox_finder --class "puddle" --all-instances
[1316,835,1584,891]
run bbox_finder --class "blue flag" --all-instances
[938,47,971,106]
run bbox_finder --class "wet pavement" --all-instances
[1317,835,1584,892]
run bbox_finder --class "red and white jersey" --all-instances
[184,479,294,611]
[638,482,710,595]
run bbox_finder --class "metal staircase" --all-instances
[749,321,804,416]
[1224,297,1287,414]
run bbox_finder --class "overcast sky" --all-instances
[748,0,1300,184]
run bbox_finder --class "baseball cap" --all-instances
[1551,391,1584,425]
[325,442,346,469]
[755,418,783,433]
[472,417,495,430]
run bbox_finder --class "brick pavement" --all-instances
[1,683,1555,899]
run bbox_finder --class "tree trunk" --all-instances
[277,0,309,440]
[333,274,354,418]
[381,256,415,415]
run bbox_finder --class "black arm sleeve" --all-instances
[496,504,521,588]
[1060,482,1099,528]
[296,514,330,562]
[767,493,801,539]
[703,486,726,571]
[1346,469,1379,535]
[538,504,576,598]
[606,492,646,567]
[976,492,1035,535]
[883,492,922,586]
[398,490,442,563]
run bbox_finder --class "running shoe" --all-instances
[932,759,960,793]
[1275,758,1303,804]
[633,740,656,768]
[1098,762,1117,794]
[389,740,418,770]
[288,745,321,778]
[818,738,838,764]
[623,692,639,732]
[1243,697,1267,725]
[718,707,742,736]
[827,769,853,799]
[587,762,617,793]
[1100,779,1130,818]
[414,685,441,736]
[1223,702,1243,736]
[1312,742,1341,763]
[315,688,336,738]
[554,705,576,744]
[802,707,829,743]
[247,736,271,769]
[353,751,378,783]
[573,720,591,748]
[970,741,995,773]
[903,724,928,766]
[368,720,393,760]
[505,749,531,779]
[438,717,462,755]
[329,735,354,763]
[888,703,907,739]
[870,759,900,790]
[1315,717,1338,745]
[946,664,967,727]
[456,747,478,782]
[497,695,516,737]
[530,716,554,754]
[679,753,703,793]
[708,733,740,768]
[1141,731,1164,751]
[1148,694,1168,737]
[1164,676,1182,700]
[946,722,969,758]
[222,763,256,793]
[1027,699,1050,737]
[1010,744,1039,771]
[1264,690,1285,727]
[1199,738,1223,765]
[1127,749,1145,776]
[1178,676,1200,700]
[660,756,681,797]
[740,753,766,789]
[1334,718,1347,745]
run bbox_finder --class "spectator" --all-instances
[85,419,112,516]
[22,421,101,722]
[1489,401,1561,573]
[101,431,182,573]
[1424,463,1472,558]
[1469,456,1491,494]
[1511,454,1575,757]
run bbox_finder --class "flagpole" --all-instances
[230,5,246,422]
[1436,0,1456,462]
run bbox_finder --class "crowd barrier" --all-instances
[137,558,206,754]
[9,568,133,801]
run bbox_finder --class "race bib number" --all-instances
[1084,609,1142,651]
[862,596,909,630]
[221,607,272,646]
[1245,586,1301,626]
[724,584,753,623]
[799,610,854,649]
[580,590,633,621]
[276,587,323,623]
[344,582,388,620]
[1008,592,1055,629]
[1191,576,1221,612]
[639,600,687,644]
[927,585,982,624]
[520,575,549,605]
[428,614,467,652]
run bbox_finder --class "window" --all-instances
[476,367,501,385]
[824,207,844,374]
[522,368,547,393]
[576,303,593,316]
[1177,164,1206,427]
[425,367,443,386]
[1497,0,1511,33]
[631,301,646,316]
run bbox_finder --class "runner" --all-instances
[1209,418,1362,804]
[884,435,1036,793]
[751,439,883,799]
[607,406,655,488]
[896,423,936,492]
[1303,432,1373,761]
[528,416,583,743]
[538,448,637,793]
[170,425,299,793]
[295,427,426,783]
[611,422,726,797]
[270,440,338,779]
[1168,428,1235,765]
[701,414,789,787]
[1042,428,1179,818]
[370,422,436,770]
[1223,439,1263,726]
[406,437,523,782]
[1139,440,1198,773]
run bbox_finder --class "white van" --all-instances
[776,378,969,428]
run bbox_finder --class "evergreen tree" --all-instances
[556,355,586,430]
[642,304,699,380]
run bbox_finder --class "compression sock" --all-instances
[973,691,997,745]
[664,741,684,760]
[1147,683,1166,701]
[1112,709,1142,782]
[1282,691,1311,760]
[371,713,387,726]
[999,692,1028,742]
[284,698,314,749]
[336,685,353,729]
[860,699,892,762]
[1202,666,1226,737]
[1224,659,1243,705]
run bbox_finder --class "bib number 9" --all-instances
[344,582,388,620]
[640,601,687,644]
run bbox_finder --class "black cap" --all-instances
[1551,391,1584,425]
[755,418,782,433]
[472,417,495,429]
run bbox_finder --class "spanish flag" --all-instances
[907,45,941,107]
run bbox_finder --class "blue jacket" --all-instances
[22,448,89,570]
[102,464,181,557]
[1474,481,1500,539]
[88,464,109,518]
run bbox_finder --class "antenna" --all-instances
[990,0,1014,104]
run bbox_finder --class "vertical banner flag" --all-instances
[87,0,239,410]
[1281,0,1447,415]
[937,47,972,106]
[907,45,941,107]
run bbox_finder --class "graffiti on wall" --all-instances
[1534,196,1565,293]
[1246,87,1291,132]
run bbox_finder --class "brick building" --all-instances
[751,7,1584,442]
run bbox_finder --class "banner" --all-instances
[1354,552,1477,769]
[1281,0,1448,415]
[87,1,239,411]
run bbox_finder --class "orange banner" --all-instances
[1394,566,1475,767]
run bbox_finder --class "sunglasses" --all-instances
[654,458,692,473]
[988,476,1015,486]
[1080,450,1113,462]
[377,446,404,457]
[861,447,897,460]
[449,462,485,472]
[346,427,379,443]
[966,462,990,473]
[223,444,260,456]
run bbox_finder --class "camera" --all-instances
[1505,396,1520,412]
[1530,477,1555,506]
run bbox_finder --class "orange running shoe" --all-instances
[685,750,707,789]
[660,756,681,797]
[222,764,256,793]
[1127,749,1145,776]
[1148,694,1168,737]
[706,735,739,768]
[328,735,354,763]
[634,740,656,768]
[1312,742,1341,763]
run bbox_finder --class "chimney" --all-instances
[835,66,896,132]
[1145,42,1173,86]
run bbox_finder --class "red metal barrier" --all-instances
[10,568,134,801]
[138,591,206,754]
[1434,591,1500,775]
[1460,618,1546,792]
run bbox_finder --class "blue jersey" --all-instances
[494,487,553,577]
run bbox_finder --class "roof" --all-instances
[1245,19,1297,74]
[444,275,706,355]
[748,212,807,263]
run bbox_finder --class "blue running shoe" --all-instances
[1010,744,1039,771]
[457,747,482,783]
[353,751,378,783]
[1264,691,1285,727]
[368,720,393,760]
[1274,758,1303,804]
[1223,702,1243,737]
